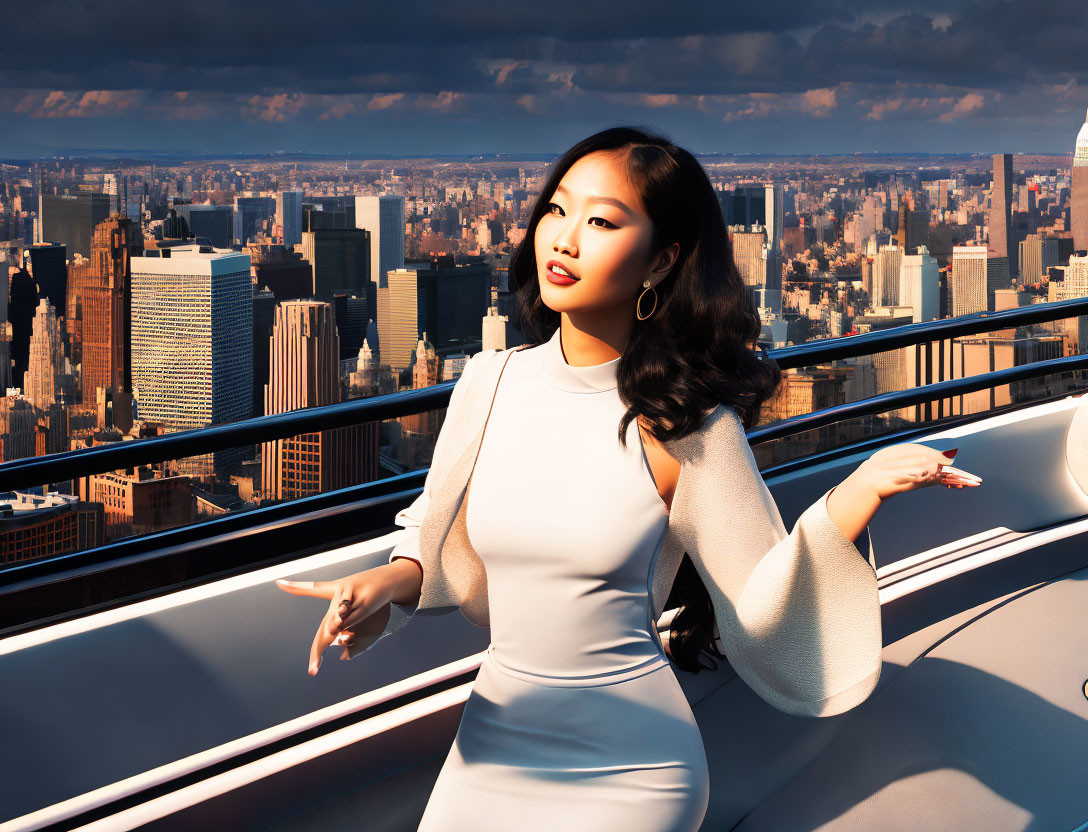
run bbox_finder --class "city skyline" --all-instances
[2,0,1086,157]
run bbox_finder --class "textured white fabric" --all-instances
[348,328,881,722]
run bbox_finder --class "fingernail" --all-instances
[276,579,289,585]
[309,661,317,675]
[942,448,958,458]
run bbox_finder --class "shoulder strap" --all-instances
[465,347,519,495]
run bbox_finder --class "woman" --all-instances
[277,126,981,830]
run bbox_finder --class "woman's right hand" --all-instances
[276,559,422,675]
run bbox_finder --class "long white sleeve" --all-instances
[346,351,487,659]
[675,405,882,717]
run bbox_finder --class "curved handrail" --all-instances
[1,296,1086,493]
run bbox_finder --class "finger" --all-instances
[940,465,982,482]
[338,602,375,634]
[276,579,336,599]
[309,625,330,676]
[327,589,353,635]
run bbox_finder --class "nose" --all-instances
[551,220,577,257]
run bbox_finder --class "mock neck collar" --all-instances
[539,326,619,394]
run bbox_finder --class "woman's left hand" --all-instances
[852,443,982,501]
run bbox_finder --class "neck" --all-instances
[559,311,634,366]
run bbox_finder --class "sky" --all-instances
[2,0,1086,158]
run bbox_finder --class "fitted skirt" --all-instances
[416,648,710,832]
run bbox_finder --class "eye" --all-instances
[546,202,615,228]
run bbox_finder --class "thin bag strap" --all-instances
[464,346,524,499]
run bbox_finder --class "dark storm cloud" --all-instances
[5,0,1074,96]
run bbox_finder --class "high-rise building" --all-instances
[260,300,374,500]
[729,226,779,314]
[990,154,1015,275]
[25,299,68,411]
[719,186,766,228]
[764,184,784,258]
[355,195,406,323]
[175,205,233,249]
[275,190,303,248]
[1072,108,1088,253]
[130,245,253,480]
[233,195,276,246]
[900,246,940,323]
[379,259,491,372]
[40,193,110,259]
[78,215,142,430]
[952,246,1010,316]
[301,227,370,302]
[873,245,903,308]
[1018,234,1060,285]
[26,242,67,314]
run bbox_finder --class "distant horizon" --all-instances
[4,1,1085,162]
[0,148,1077,166]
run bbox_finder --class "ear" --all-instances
[654,242,680,276]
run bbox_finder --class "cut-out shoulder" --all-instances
[637,417,680,514]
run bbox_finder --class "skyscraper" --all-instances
[233,195,276,246]
[276,190,303,248]
[301,227,370,302]
[175,205,233,249]
[900,247,940,323]
[25,299,67,411]
[1072,107,1088,254]
[873,245,903,308]
[26,242,67,314]
[130,245,253,480]
[261,301,373,500]
[40,193,110,259]
[355,195,406,287]
[990,153,1015,275]
[952,246,1010,316]
[79,215,142,431]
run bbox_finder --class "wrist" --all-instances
[386,558,423,606]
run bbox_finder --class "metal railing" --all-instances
[1,295,1086,632]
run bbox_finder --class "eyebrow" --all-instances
[553,184,634,216]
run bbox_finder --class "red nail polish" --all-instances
[942,448,958,458]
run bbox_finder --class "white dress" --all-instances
[415,327,710,831]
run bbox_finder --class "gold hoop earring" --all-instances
[636,280,658,320]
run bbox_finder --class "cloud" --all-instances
[937,91,985,121]
[800,87,838,117]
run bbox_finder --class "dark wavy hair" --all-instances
[509,125,783,674]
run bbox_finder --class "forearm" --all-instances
[385,557,424,606]
[824,471,881,544]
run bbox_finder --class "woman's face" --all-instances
[535,150,674,316]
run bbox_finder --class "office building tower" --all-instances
[301,227,370,302]
[719,186,766,228]
[253,245,312,302]
[260,301,374,500]
[764,184,784,257]
[1073,108,1088,253]
[729,226,779,314]
[378,259,491,372]
[233,195,276,245]
[27,242,67,314]
[25,299,68,410]
[1019,234,1060,285]
[276,190,303,248]
[175,205,233,249]
[40,193,110,259]
[103,174,119,214]
[331,293,369,360]
[355,195,406,324]
[131,246,253,480]
[78,216,142,431]
[8,266,38,391]
[900,246,940,323]
[990,154,1016,275]
[952,246,1010,316]
[873,245,903,308]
